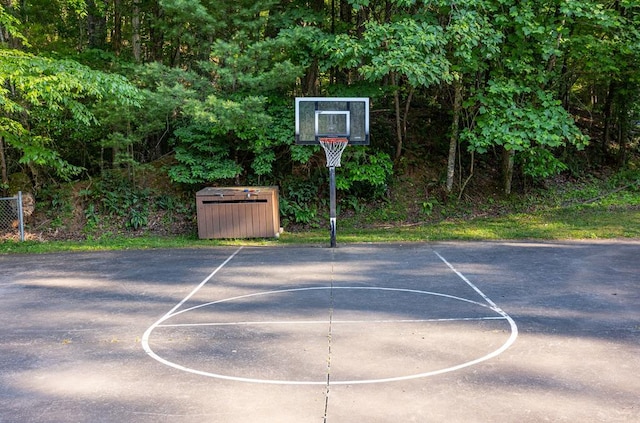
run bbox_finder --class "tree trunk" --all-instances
[302,59,319,95]
[150,1,164,62]
[617,120,627,167]
[0,14,6,44]
[602,80,616,157]
[311,0,323,12]
[340,0,352,24]
[616,80,630,167]
[446,80,462,193]
[1,0,23,48]
[132,0,141,62]
[0,136,8,192]
[87,0,108,50]
[299,0,324,94]
[502,148,515,195]
[0,0,8,41]
[112,0,122,54]
[392,78,414,161]
[392,73,403,160]
[390,72,404,161]
[356,5,369,36]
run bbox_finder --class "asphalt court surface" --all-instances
[1,241,639,422]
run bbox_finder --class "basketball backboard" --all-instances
[295,97,370,145]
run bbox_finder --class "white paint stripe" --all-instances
[168,285,497,319]
[158,316,507,328]
[434,251,499,309]
[140,311,517,385]
[161,246,243,320]
[142,247,243,361]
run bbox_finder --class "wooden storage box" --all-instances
[196,187,280,239]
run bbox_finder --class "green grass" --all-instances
[2,204,637,254]
[0,234,281,254]
[335,205,640,242]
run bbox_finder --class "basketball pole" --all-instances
[329,166,337,248]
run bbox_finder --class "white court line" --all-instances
[434,251,500,309]
[141,247,243,362]
[160,246,244,320]
[432,250,519,359]
[165,285,499,319]
[158,316,507,328]
[142,248,519,385]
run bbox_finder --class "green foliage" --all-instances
[84,203,99,230]
[169,122,243,183]
[279,179,319,225]
[358,18,451,87]
[319,16,451,88]
[278,26,325,69]
[210,36,304,94]
[168,94,276,184]
[421,199,438,217]
[159,0,219,40]
[461,78,588,178]
[88,172,152,231]
[37,184,74,228]
[518,148,568,179]
[0,49,141,179]
[0,49,140,117]
[279,148,393,223]
[440,1,502,69]
[291,145,319,164]
[0,0,638,208]
[90,61,211,174]
[336,148,393,199]
[160,11,304,185]
[0,4,29,46]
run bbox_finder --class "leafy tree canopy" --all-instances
[0,48,141,180]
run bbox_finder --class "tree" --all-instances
[461,78,588,193]
[0,2,28,48]
[319,7,451,160]
[2,0,638,201]
[434,0,502,193]
[446,0,597,193]
[0,49,141,187]
[165,1,305,185]
[565,0,640,165]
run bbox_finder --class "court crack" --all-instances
[323,257,336,423]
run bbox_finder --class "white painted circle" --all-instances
[143,286,518,385]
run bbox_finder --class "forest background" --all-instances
[1,0,639,241]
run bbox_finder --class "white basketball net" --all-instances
[319,138,349,167]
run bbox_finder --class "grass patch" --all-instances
[0,234,281,254]
[4,204,636,254]
[338,207,640,242]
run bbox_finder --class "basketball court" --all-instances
[1,241,638,422]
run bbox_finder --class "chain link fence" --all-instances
[0,192,24,241]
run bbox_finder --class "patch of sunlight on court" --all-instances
[14,366,136,398]
[23,277,117,289]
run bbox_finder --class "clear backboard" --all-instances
[295,97,370,145]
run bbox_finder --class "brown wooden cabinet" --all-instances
[196,187,280,239]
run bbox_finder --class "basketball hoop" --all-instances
[295,97,370,248]
[319,137,349,168]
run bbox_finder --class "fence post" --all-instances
[17,191,24,242]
